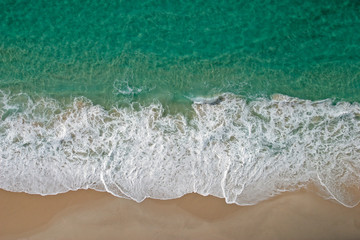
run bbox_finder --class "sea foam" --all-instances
[0,91,359,207]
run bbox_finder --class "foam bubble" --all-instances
[0,91,360,207]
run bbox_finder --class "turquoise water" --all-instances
[1,0,360,206]
[1,0,359,105]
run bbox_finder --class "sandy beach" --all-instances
[1,189,360,240]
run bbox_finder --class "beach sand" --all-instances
[1,189,360,240]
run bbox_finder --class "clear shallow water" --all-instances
[0,0,360,206]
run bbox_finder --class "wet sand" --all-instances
[1,189,360,240]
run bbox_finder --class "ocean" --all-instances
[1,0,359,207]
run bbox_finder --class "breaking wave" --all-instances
[1,91,360,207]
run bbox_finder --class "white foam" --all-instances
[1,91,360,207]
[113,78,142,95]
[186,95,225,105]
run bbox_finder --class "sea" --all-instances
[1,0,360,207]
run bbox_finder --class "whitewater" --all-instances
[1,91,359,207]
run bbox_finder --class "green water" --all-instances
[1,0,360,107]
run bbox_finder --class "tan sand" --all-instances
[1,189,360,240]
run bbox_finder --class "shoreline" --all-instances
[1,189,360,240]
